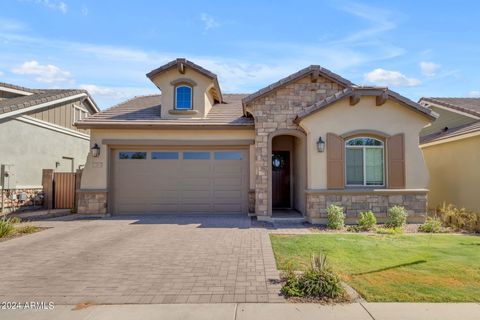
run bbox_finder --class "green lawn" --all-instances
[270,233,480,302]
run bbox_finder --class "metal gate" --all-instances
[53,172,76,209]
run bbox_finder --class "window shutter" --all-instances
[387,133,405,189]
[327,133,345,189]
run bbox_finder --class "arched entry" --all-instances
[268,129,307,216]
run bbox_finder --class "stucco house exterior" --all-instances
[76,59,437,223]
[419,97,480,211]
[0,82,99,210]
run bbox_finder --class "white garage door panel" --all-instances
[113,149,247,214]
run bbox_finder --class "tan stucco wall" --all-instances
[422,135,480,211]
[81,128,255,190]
[299,96,431,189]
[0,118,90,188]
[150,67,215,119]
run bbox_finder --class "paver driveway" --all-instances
[0,215,283,304]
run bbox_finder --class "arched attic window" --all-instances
[175,85,193,110]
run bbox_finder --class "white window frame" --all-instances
[175,85,193,110]
[345,137,385,187]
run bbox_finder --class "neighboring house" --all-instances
[0,82,99,210]
[76,58,437,223]
[419,97,480,211]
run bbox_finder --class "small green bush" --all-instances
[376,226,403,235]
[0,218,14,238]
[9,217,22,224]
[419,217,442,233]
[281,253,344,299]
[358,211,377,231]
[386,205,408,228]
[15,225,39,234]
[437,203,480,233]
[327,204,345,230]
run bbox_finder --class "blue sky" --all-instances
[0,0,479,109]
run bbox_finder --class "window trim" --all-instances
[174,84,193,110]
[345,137,385,187]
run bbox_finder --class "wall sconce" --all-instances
[91,143,101,157]
[317,136,325,152]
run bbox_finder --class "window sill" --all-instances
[168,109,198,115]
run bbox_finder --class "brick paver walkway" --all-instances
[0,215,283,304]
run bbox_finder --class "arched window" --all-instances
[345,137,384,186]
[175,85,192,110]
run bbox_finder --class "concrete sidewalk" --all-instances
[1,303,479,320]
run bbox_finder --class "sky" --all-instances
[0,0,479,109]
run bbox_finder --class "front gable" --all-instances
[146,59,223,119]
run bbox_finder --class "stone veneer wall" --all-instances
[77,190,108,215]
[306,191,428,224]
[248,190,255,214]
[248,76,344,216]
[1,188,44,213]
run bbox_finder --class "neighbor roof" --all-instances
[294,86,438,123]
[420,120,480,144]
[419,97,480,118]
[0,86,99,117]
[146,58,223,103]
[76,93,253,129]
[242,65,355,106]
[0,81,40,94]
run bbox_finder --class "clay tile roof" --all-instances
[242,65,355,106]
[0,82,40,94]
[420,120,480,144]
[419,97,480,118]
[0,88,97,115]
[76,93,253,128]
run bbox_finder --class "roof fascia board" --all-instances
[0,86,34,96]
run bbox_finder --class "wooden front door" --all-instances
[272,151,290,208]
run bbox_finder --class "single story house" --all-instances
[0,82,99,211]
[420,97,480,211]
[76,59,437,223]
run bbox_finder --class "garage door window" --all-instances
[214,151,243,160]
[119,152,147,159]
[152,152,179,160]
[184,152,210,160]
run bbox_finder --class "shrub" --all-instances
[15,225,39,234]
[437,203,480,233]
[281,252,344,299]
[386,205,408,228]
[0,218,14,238]
[327,204,345,230]
[9,217,21,224]
[376,227,403,235]
[358,211,377,231]
[419,217,442,233]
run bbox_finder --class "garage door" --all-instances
[112,149,248,214]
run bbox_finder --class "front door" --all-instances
[272,151,290,208]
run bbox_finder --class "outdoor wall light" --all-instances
[317,136,325,152]
[91,143,101,157]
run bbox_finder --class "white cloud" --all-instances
[200,13,220,31]
[420,61,440,76]
[34,0,68,13]
[468,90,480,98]
[364,68,421,87]
[0,70,4,76]
[12,60,72,83]
[0,18,25,31]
